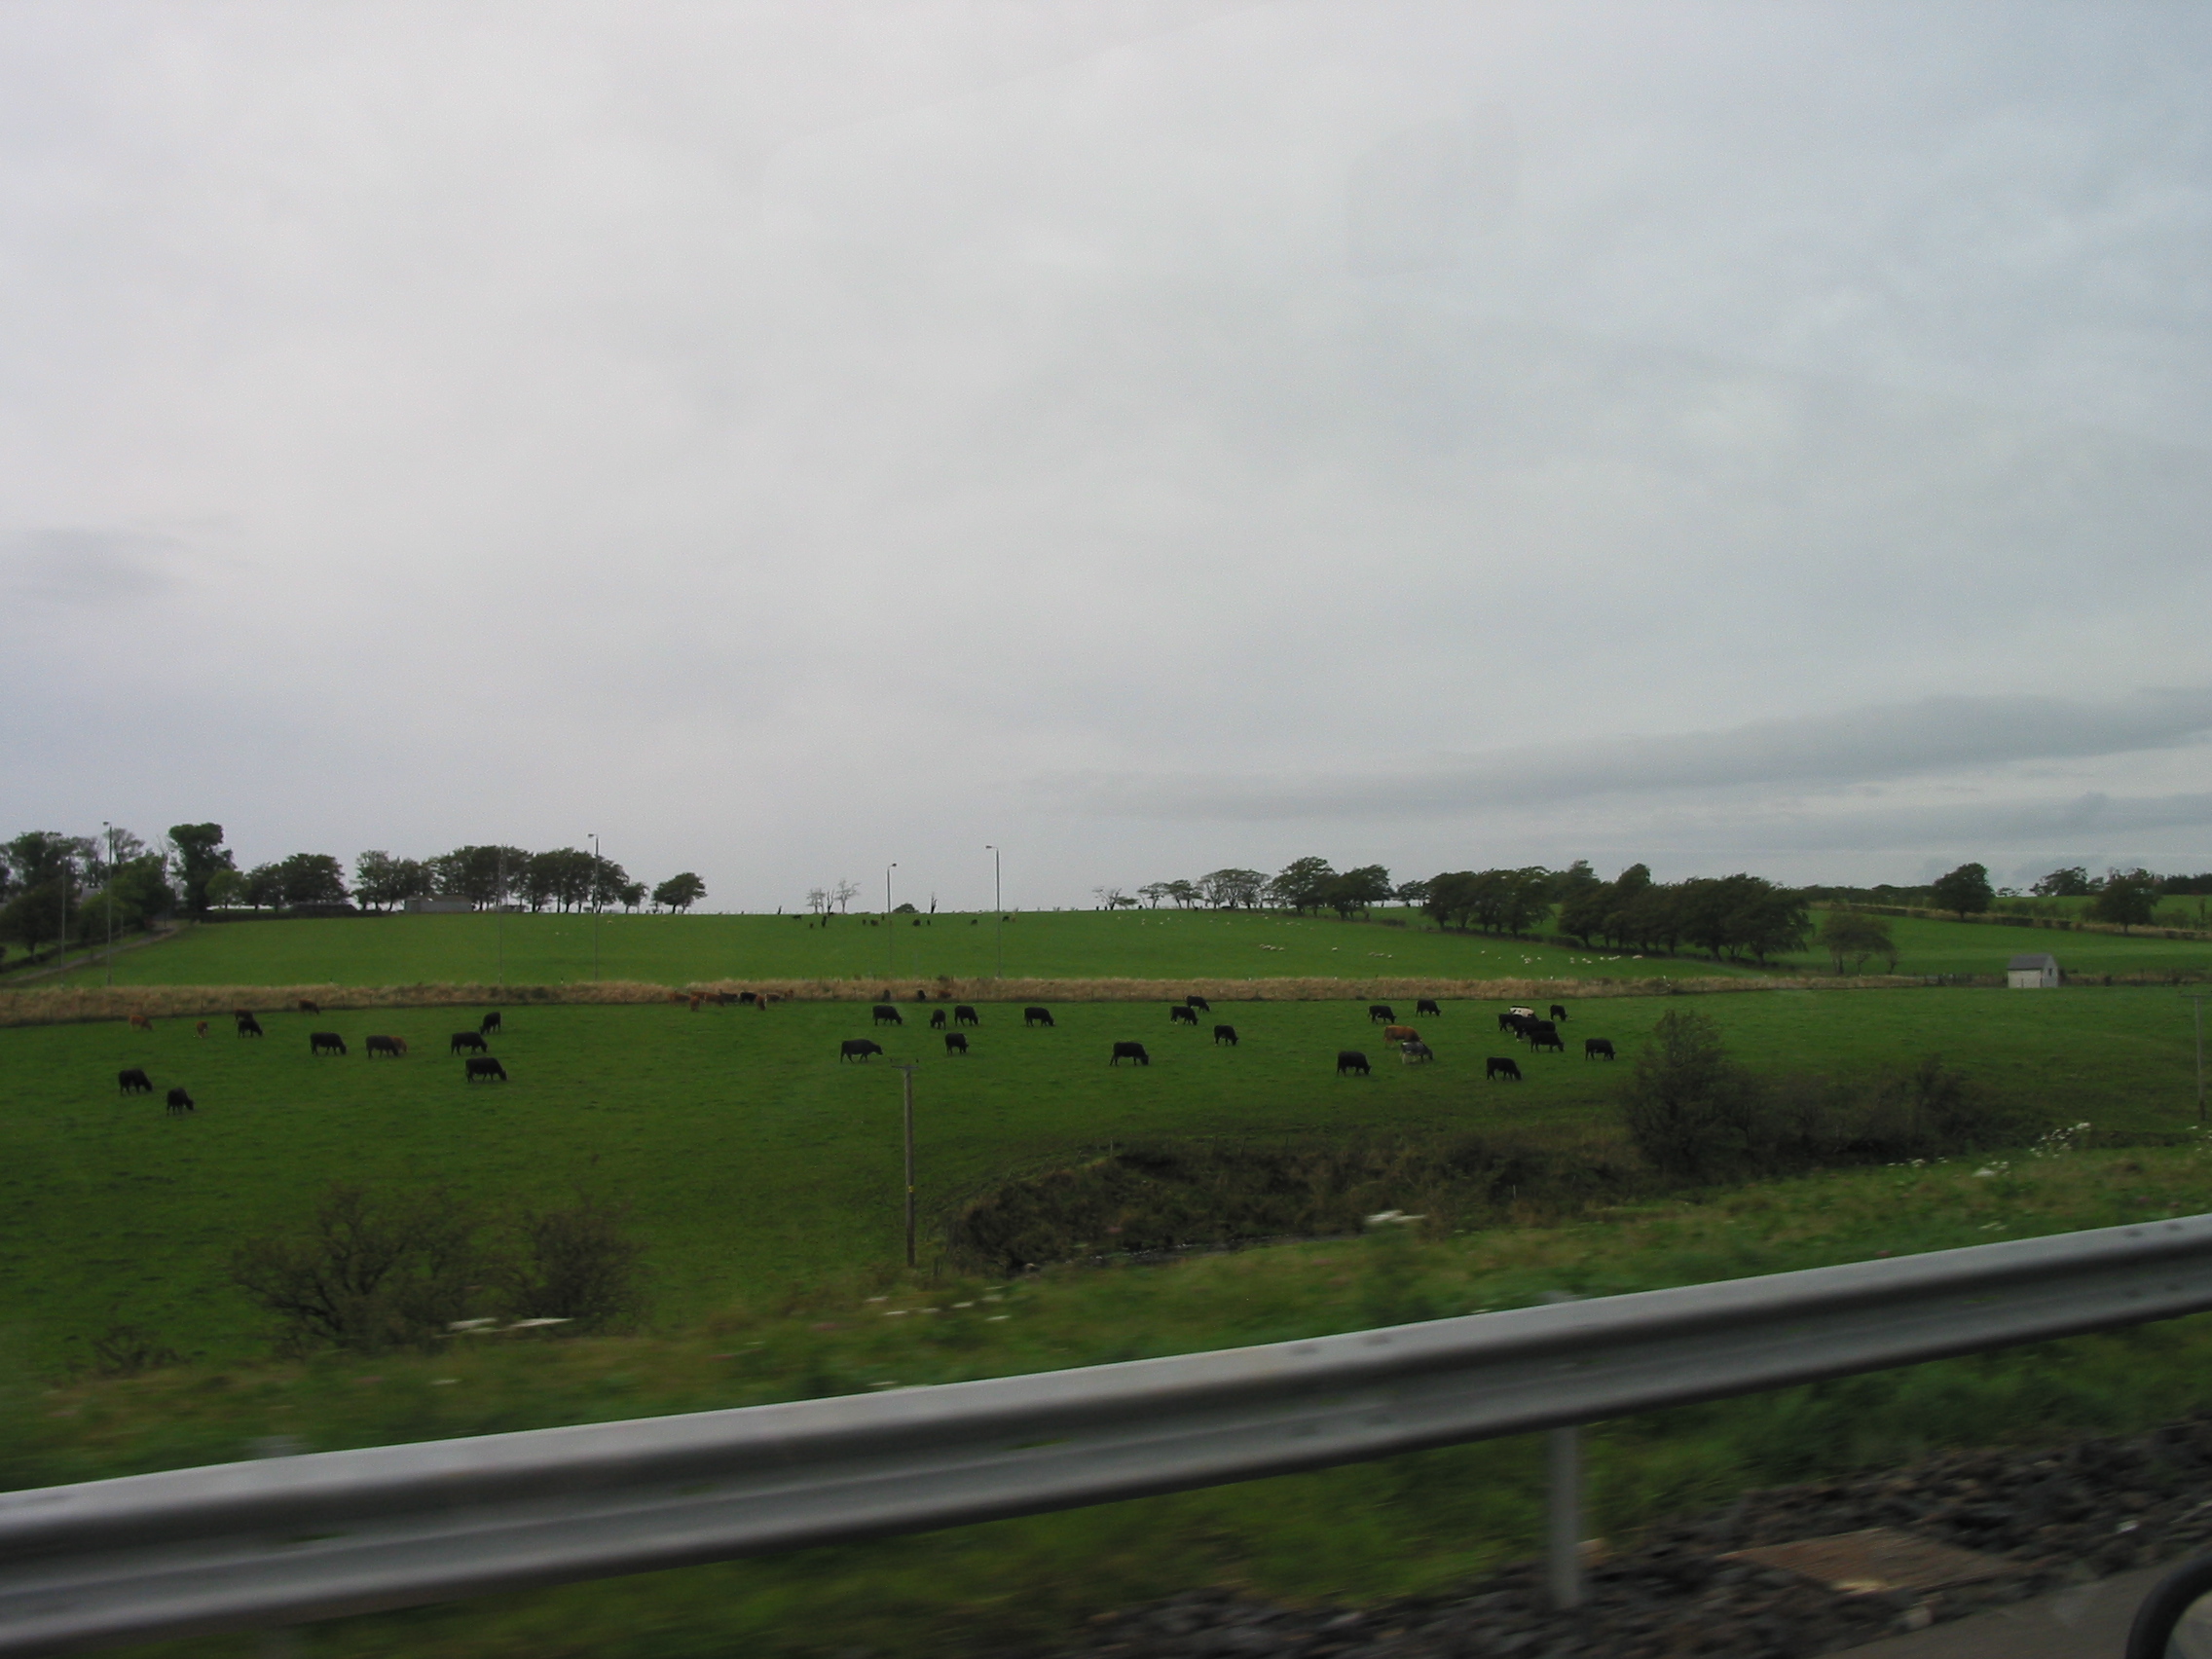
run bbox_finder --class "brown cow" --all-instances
[298,1000,320,1014]
[128,1014,154,1032]
[1382,1024,1419,1044]
[194,1020,209,1039]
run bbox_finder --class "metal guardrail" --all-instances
[7,1214,2212,1654]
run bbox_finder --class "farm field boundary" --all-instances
[1816,901,2212,942]
[0,974,1942,1028]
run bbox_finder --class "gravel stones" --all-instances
[1030,1414,2212,1659]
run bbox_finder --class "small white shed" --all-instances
[2007,952,2060,989]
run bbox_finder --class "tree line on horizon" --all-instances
[0,825,710,969]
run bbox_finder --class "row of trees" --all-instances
[1111,856,1813,965]
[0,824,711,965]
[1928,863,2172,933]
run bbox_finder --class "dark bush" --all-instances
[948,1132,1644,1274]
[1620,1010,1768,1178]
[497,1195,647,1330]
[232,1184,647,1354]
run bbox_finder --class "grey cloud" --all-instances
[1042,689,2212,821]
[2,529,182,607]
[1647,790,2212,858]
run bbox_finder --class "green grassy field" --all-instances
[26,905,2212,994]
[3,985,2205,1377]
[15,1144,2212,1659]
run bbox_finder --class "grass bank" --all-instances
[17,1144,2212,1659]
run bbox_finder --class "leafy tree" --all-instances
[1620,1010,1766,1179]
[1820,908,1896,975]
[1331,865,1394,916]
[429,846,528,907]
[0,881,68,956]
[2031,866,2094,898]
[276,853,349,907]
[1419,871,1481,930]
[831,879,861,915]
[1137,882,1172,908]
[1198,868,1267,909]
[2089,867,2160,933]
[243,864,286,910]
[166,825,235,919]
[1929,862,1993,921]
[653,872,707,913]
[618,881,646,912]
[1164,879,1199,908]
[1551,859,1601,906]
[1392,877,1433,909]
[203,868,249,910]
[353,851,431,911]
[1268,857,1336,914]
[82,855,176,936]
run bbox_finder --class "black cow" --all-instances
[1024,1007,1055,1028]
[166,1087,195,1114]
[1584,1038,1616,1061]
[1496,1012,1520,1033]
[1416,998,1442,1017]
[464,1056,509,1083]
[1185,995,1211,1014]
[480,1012,502,1036]
[954,1005,980,1026]
[1110,1042,1150,1066]
[451,1031,488,1055]
[1336,1050,1371,1076]
[929,1010,947,1029]
[944,1033,969,1055]
[1213,1024,1238,1046]
[1549,1004,1567,1022]
[118,1068,153,1094]
[1530,1030,1565,1054]
[310,1032,348,1056]
[1169,1005,1199,1026]
[1486,1056,1523,1081]
[297,999,320,1014]
[872,1005,903,1026]
[236,1014,264,1038]
[840,1039,884,1062]
[1399,1040,1434,1065]
[1367,1005,1395,1023]
[738,991,759,1006]
[366,1035,406,1059]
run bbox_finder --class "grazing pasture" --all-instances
[0,987,2206,1374]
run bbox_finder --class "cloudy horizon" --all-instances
[4,1,2208,909]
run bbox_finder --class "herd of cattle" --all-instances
[111,1003,513,1110]
[109,990,1625,1107]
[834,992,1620,1079]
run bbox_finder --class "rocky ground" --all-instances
[1033,1414,2212,1657]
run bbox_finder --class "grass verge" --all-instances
[18,1142,2212,1659]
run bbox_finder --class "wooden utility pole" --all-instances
[2189,991,2207,1124]
[896,1063,918,1268]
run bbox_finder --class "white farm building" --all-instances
[2007,952,2061,989]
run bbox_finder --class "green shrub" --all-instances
[1620,1010,1768,1178]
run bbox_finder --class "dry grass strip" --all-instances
[0,974,1935,1029]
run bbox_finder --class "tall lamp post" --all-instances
[101,822,115,987]
[590,833,602,983]
[984,844,1003,978]
[497,847,507,989]
[884,863,898,977]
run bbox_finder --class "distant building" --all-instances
[403,897,475,914]
[2007,952,2060,988]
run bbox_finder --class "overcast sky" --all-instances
[4,1,2209,908]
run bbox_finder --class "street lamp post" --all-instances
[985,845,1003,978]
[497,848,506,989]
[885,863,898,977]
[102,823,115,987]
[590,833,602,983]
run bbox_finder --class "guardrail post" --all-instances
[1547,1422,1583,1610]
[253,1437,304,1657]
